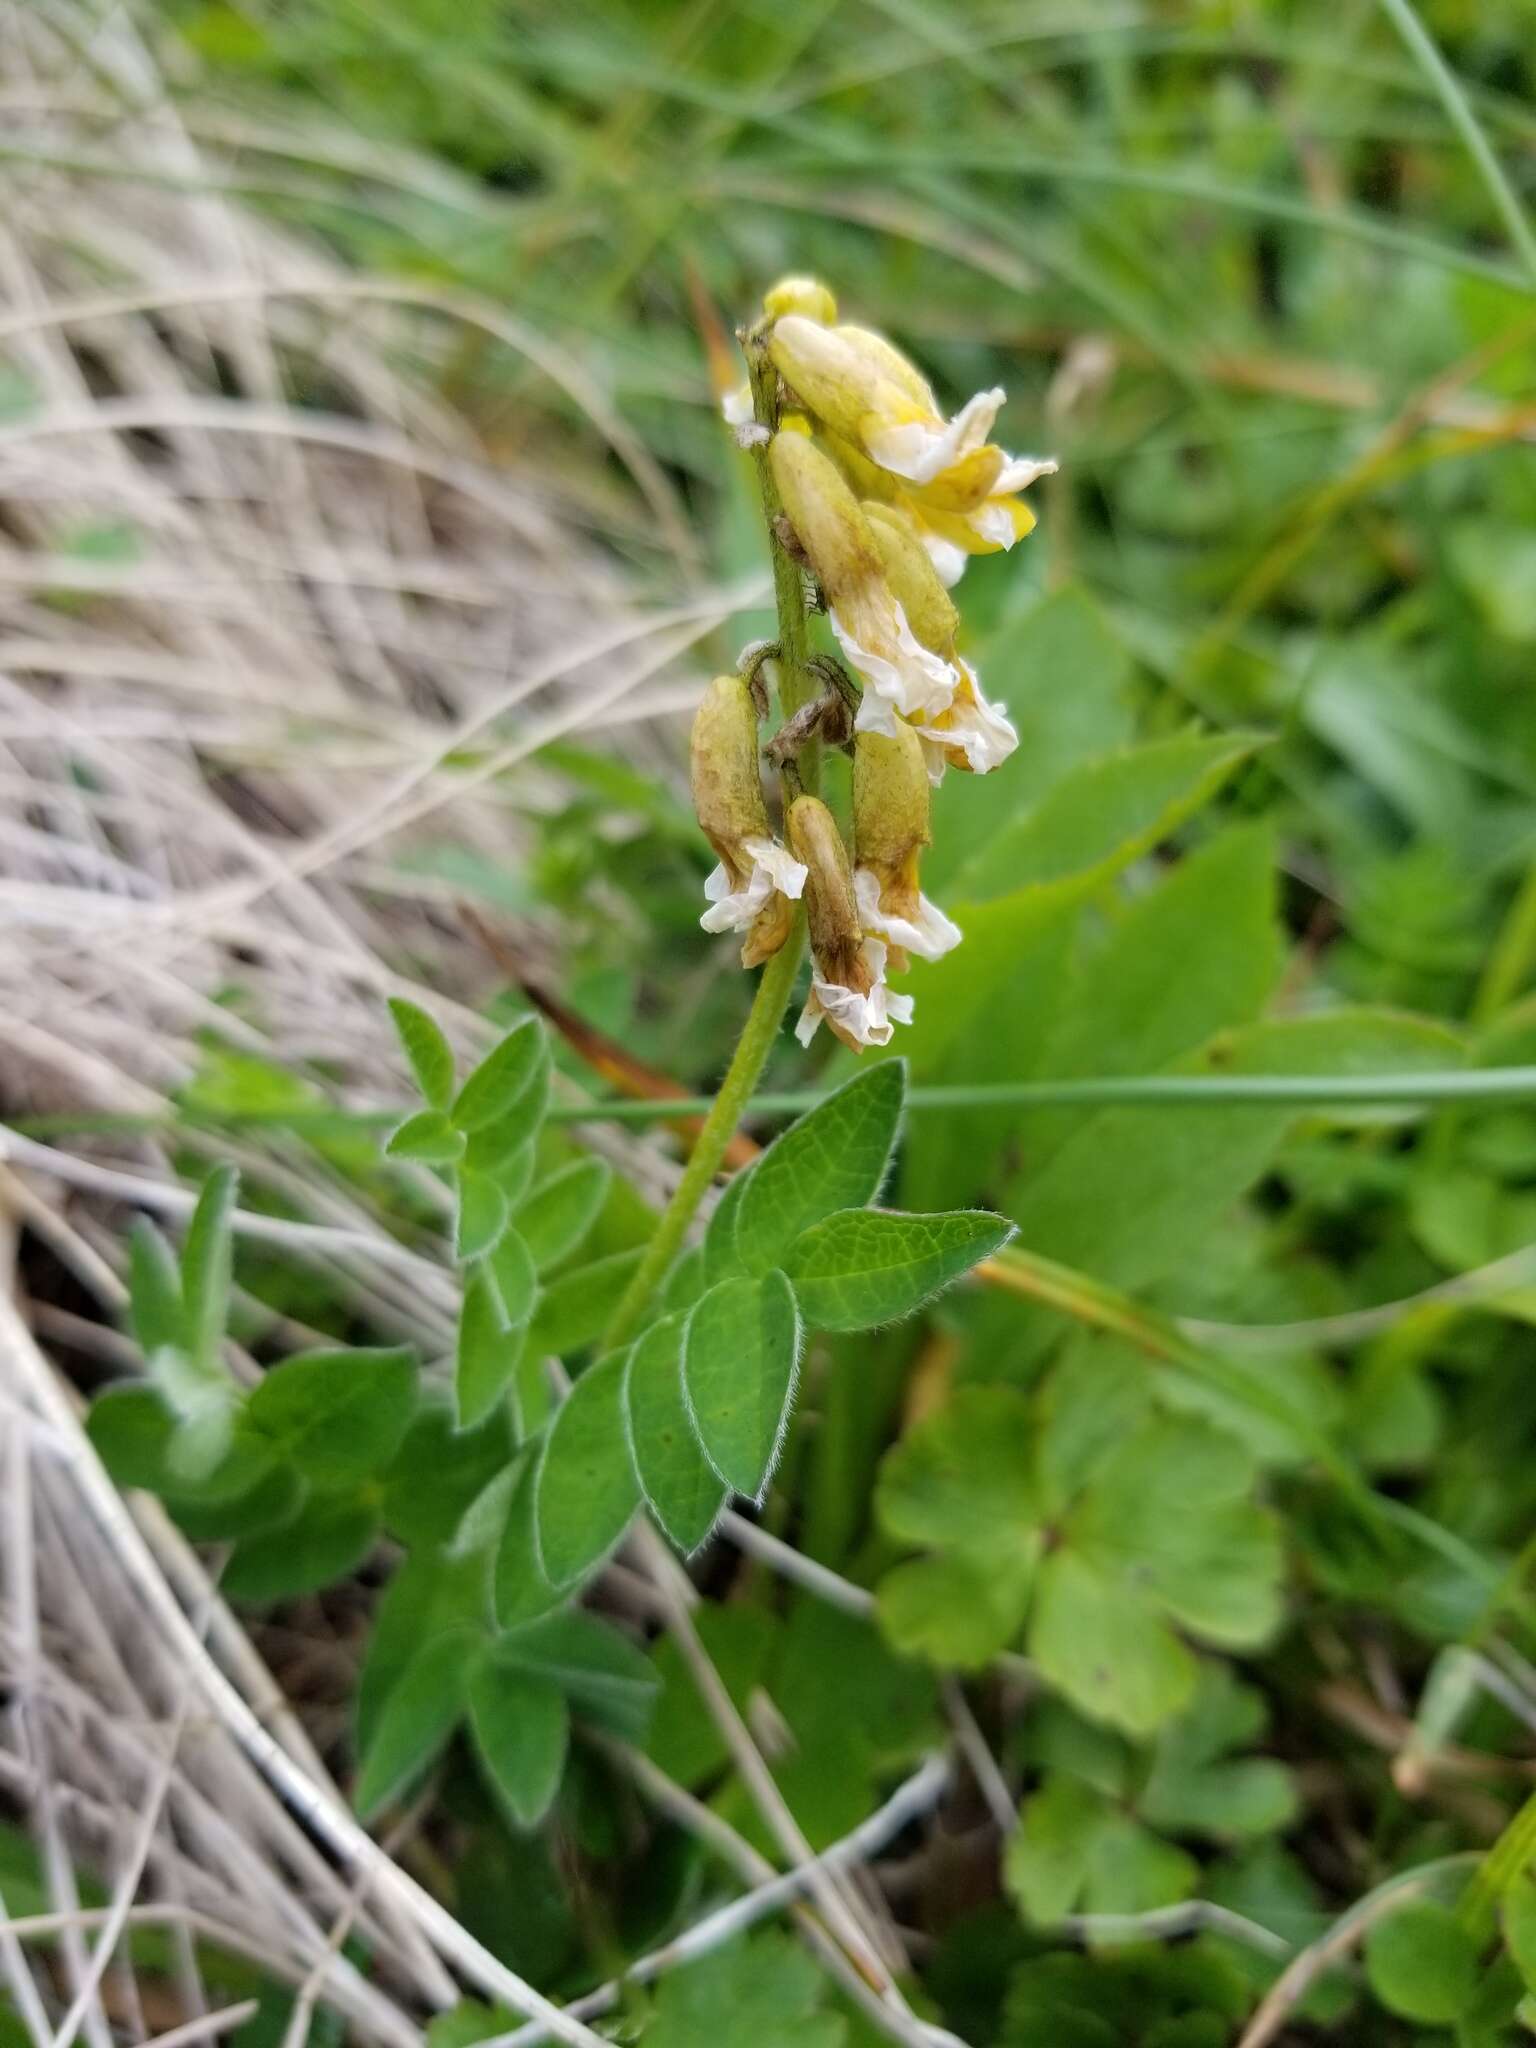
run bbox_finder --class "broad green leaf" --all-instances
[663,1245,707,1315]
[168,1464,303,1545]
[527,1248,644,1356]
[127,1220,185,1362]
[457,1263,525,1430]
[877,1550,1032,1669]
[245,1346,417,1487]
[734,1062,905,1274]
[952,730,1259,902]
[783,1208,1011,1332]
[1006,1773,1195,1926]
[876,1386,1041,1557]
[354,1626,475,1820]
[624,1314,725,1552]
[1364,1899,1478,2024]
[386,1109,465,1164]
[516,1158,610,1270]
[683,1271,800,1501]
[466,1661,568,1829]
[534,1352,640,1587]
[456,1170,509,1262]
[1503,1874,1536,1994]
[388,997,455,1110]
[358,1544,491,1757]
[493,1610,658,1742]
[1029,1548,1197,1737]
[181,1164,238,1372]
[451,1018,544,1133]
[224,1494,380,1603]
[642,1930,846,2048]
[381,1398,514,1548]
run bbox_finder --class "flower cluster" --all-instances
[693,275,1054,1051]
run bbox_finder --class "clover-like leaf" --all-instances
[1006,1772,1195,1926]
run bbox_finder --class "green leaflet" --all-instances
[492,1609,658,1743]
[456,1262,525,1430]
[1365,1900,1479,2025]
[451,1016,545,1132]
[385,1108,465,1164]
[456,1170,510,1261]
[534,1351,640,1587]
[683,1271,800,1502]
[624,1314,725,1553]
[127,1219,185,1363]
[388,996,455,1110]
[466,1660,568,1829]
[244,1345,417,1488]
[516,1157,610,1270]
[783,1208,1012,1331]
[733,1061,904,1274]
[527,1247,645,1355]
[224,1493,381,1605]
[354,1625,477,1820]
[181,1164,238,1374]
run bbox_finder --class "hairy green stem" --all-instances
[601,920,803,1347]
[599,334,814,1349]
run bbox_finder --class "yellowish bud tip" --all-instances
[690,675,769,872]
[764,275,837,325]
[787,795,866,992]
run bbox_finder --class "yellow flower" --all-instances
[787,796,913,1052]
[768,315,1055,584]
[690,676,806,966]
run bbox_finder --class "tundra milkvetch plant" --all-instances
[696,274,1053,1050]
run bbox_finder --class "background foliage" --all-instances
[8,0,1536,2043]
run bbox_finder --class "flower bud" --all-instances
[763,275,837,325]
[691,676,806,965]
[852,727,961,970]
[770,433,959,733]
[861,502,959,656]
[788,795,914,1051]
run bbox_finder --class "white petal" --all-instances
[966,499,1026,549]
[992,453,1059,493]
[854,867,961,963]
[699,838,805,934]
[743,834,807,901]
[832,599,958,724]
[796,937,913,1049]
[720,382,754,426]
[913,662,1019,776]
[862,387,1004,486]
[918,528,970,588]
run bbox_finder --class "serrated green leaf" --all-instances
[642,1930,846,2048]
[1365,1898,1478,2024]
[526,1248,644,1356]
[466,1661,568,1830]
[877,1550,1033,1669]
[457,1263,525,1430]
[624,1314,725,1552]
[452,1019,545,1133]
[225,1493,380,1604]
[1006,1773,1196,1926]
[386,1108,465,1164]
[456,1170,510,1261]
[517,1157,610,1270]
[493,1610,658,1742]
[245,1346,416,1487]
[181,1164,238,1373]
[683,1271,800,1502]
[388,997,455,1110]
[1029,1548,1197,1737]
[733,1062,904,1274]
[127,1220,185,1362]
[534,1352,640,1587]
[1139,1666,1297,1840]
[354,1625,475,1820]
[783,1208,1011,1331]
